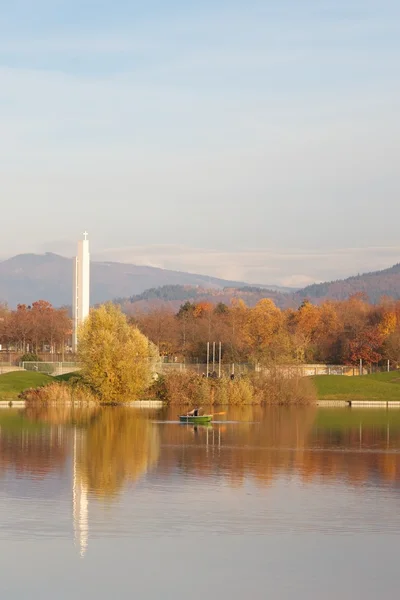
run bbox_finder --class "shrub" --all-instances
[19,353,42,362]
[152,371,210,406]
[227,379,255,405]
[150,369,317,406]
[19,382,98,404]
[150,372,258,405]
[249,370,316,406]
[210,378,256,405]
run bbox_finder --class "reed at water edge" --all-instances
[149,370,316,406]
[19,381,98,405]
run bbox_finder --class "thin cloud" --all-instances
[93,244,400,287]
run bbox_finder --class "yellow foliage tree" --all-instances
[292,301,322,362]
[379,310,397,337]
[243,299,289,364]
[77,303,155,403]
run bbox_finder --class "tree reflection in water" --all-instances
[0,409,68,479]
[158,405,400,488]
[2,406,400,493]
[0,406,160,499]
[159,406,317,487]
[78,408,160,498]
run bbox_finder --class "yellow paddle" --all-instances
[212,411,226,416]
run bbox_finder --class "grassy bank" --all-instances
[312,371,400,401]
[0,371,53,400]
[0,371,91,403]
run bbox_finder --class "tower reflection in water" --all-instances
[2,406,400,557]
[73,429,88,558]
[71,408,160,557]
[1,406,160,557]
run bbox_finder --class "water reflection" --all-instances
[79,408,160,498]
[5,406,160,498]
[2,406,400,491]
[0,410,68,479]
[2,406,400,556]
[158,407,400,488]
[157,407,317,487]
[74,408,159,556]
[73,428,88,557]
[25,403,100,427]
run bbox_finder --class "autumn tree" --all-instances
[0,301,71,353]
[241,299,290,365]
[380,299,400,366]
[330,295,387,365]
[288,300,341,363]
[10,304,33,352]
[289,300,321,362]
[128,294,400,367]
[314,302,342,362]
[214,302,229,315]
[133,309,179,357]
[78,303,157,403]
[0,304,10,348]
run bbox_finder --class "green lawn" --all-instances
[0,371,53,400]
[312,371,400,401]
[360,371,400,383]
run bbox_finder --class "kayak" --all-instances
[179,414,213,424]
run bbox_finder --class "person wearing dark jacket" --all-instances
[186,408,200,416]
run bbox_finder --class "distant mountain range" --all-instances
[1,252,400,309]
[118,263,400,311]
[299,263,400,303]
[0,253,292,307]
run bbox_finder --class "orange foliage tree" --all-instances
[0,301,71,353]
[133,293,400,367]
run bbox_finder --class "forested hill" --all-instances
[297,263,400,303]
[119,262,400,312]
[0,253,288,307]
[117,285,294,313]
[2,251,400,309]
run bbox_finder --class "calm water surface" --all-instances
[1,405,400,599]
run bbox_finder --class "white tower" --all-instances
[72,232,90,353]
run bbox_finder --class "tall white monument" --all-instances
[72,232,90,352]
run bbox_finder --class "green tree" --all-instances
[77,303,155,403]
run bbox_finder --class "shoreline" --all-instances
[0,399,165,409]
[3,398,400,410]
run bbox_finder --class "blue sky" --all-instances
[1,1,399,285]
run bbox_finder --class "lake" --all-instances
[1,405,400,599]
